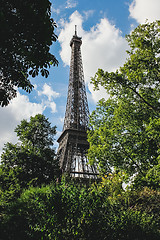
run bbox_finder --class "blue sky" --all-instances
[0,0,160,154]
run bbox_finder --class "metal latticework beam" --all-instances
[63,33,89,131]
[57,29,98,179]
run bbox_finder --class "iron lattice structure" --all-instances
[57,28,98,178]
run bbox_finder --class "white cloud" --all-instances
[51,0,77,16]
[6,93,44,121]
[38,83,60,101]
[58,11,128,103]
[49,101,57,113]
[129,0,160,23]
[83,10,95,20]
[51,6,61,15]
[88,83,110,103]
[0,92,44,156]
[37,83,60,113]
[65,0,77,9]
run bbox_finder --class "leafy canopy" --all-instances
[88,21,160,183]
[0,114,59,193]
[0,0,58,106]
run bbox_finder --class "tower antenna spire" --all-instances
[75,25,77,36]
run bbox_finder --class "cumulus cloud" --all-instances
[38,83,60,101]
[51,6,61,15]
[37,83,60,113]
[88,84,110,103]
[129,0,160,23]
[51,0,77,16]
[83,10,95,20]
[65,0,77,9]
[49,101,57,113]
[0,92,44,156]
[58,11,128,102]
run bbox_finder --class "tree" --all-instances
[0,114,59,193]
[0,0,58,107]
[88,21,160,180]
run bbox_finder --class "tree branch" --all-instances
[127,85,159,113]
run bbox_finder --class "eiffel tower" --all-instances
[57,26,98,179]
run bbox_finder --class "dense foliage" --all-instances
[0,114,59,201]
[0,0,58,106]
[0,178,159,240]
[88,21,160,188]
